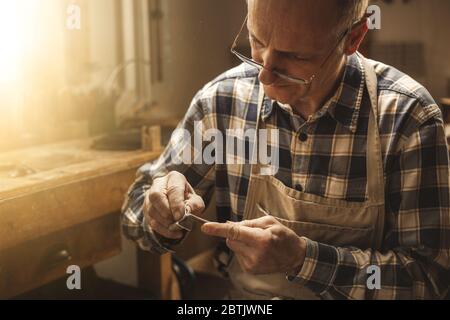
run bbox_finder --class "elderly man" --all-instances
[122,0,450,299]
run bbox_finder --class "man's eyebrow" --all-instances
[249,31,313,58]
[249,31,265,45]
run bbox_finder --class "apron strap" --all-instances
[250,85,265,175]
[361,54,385,205]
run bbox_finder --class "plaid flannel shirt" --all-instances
[122,53,450,299]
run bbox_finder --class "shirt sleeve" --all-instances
[121,87,216,254]
[288,113,450,300]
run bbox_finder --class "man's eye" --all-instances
[292,55,308,61]
[249,36,263,48]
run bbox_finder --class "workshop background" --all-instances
[0,0,449,300]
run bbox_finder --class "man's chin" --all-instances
[263,84,299,105]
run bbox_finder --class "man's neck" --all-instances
[291,57,347,121]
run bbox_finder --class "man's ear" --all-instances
[344,22,369,55]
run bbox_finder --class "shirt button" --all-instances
[299,132,308,142]
[295,184,303,192]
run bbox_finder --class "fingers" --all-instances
[145,171,205,238]
[166,172,188,221]
[185,181,195,197]
[185,192,205,215]
[201,222,263,244]
[146,176,171,219]
[226,238,252,256]
[149,218,184,240]
[152,210,175,229]
[238,215,277,229]
[145,176,176,229]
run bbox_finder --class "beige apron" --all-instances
[227,57,385,300]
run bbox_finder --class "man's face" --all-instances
[247,0,346,105]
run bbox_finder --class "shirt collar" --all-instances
[260,53,366,133]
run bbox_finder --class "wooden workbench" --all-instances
[0,138,175,299]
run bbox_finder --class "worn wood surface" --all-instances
[0,139,161,251]
[0,135,178,299]
[0,139,160,200]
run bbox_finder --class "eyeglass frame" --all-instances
[230,12,373,86]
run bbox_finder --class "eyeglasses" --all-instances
[230,13,373,86]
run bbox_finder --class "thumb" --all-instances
[186,192,205,215]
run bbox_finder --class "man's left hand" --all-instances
[201,216,307,275]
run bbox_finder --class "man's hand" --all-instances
[144,171,205,239]
[201,216,307,275]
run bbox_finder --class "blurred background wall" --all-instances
[1,0,449,153]
[148,0,246,121]
[370,0,450,99]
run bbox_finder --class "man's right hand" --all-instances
[143,171,205,240]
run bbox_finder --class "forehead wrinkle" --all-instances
[248,0,336,56]
[248,18,323,56]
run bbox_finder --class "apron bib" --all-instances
[227,56,385,300]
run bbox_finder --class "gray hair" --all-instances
[335,0,370,30]
[246,0,370,29]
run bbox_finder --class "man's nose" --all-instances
[259,67,278,86]
[257,49,280,86]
